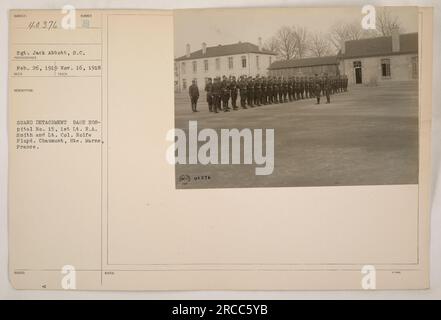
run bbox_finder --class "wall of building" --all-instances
[247,53,274,77]
[176,52,275,92]
[268,64,339,78]
[174,62,180,92]
[341,53,418,85]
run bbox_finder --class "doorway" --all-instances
[353,61,362,84]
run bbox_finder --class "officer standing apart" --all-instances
[189,80,199,112]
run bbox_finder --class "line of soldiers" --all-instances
[200,74,348,113]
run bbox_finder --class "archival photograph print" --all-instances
[173,7,419,189]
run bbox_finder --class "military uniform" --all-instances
[273,78,278,103]
[204,79,213,112]
[282,79,288,102]
[310,77,315,98]
[305,78,310,99]
[212,78,222,113]
[261,78,267,105]
[291,77,296,100]
[295,77,300,99]
[307,77,314,98]
[323,75,331,103]
[239,77,248,109]
[230,77,238,110]
[332,76,337,94]
[221,77,231,112]
[314,76,321,104]
[267,78,273,104]
[189,81,199,112]
[276,78,282,103]
[254,77,261,106]
[247,77,254,107]
[300,77,304,99]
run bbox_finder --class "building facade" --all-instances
[268,56,340,77]
[174,41,276,92]
[267,32,418,86]
[339,32,418,85]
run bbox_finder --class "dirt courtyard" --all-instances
[174,81,418,189]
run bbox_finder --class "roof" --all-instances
[342,33,418,59]
[268,55,339,70]
[268,33,418,70]
[175,42,276,61]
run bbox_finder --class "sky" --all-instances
[174,6,418,57]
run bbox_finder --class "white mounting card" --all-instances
[8,7,432,290]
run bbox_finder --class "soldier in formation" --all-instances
[196,74,348,113]
[204,78,213,112]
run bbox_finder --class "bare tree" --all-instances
[328,21,361,51]
[309,32,333,57]
[263,36,281,59]
[376,8,402,36]
[274,26,297,60]
[328,20,377,52]
[264,25,311,60]
[292,26,309,58]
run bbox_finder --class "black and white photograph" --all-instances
[173,7,419,189]
[2,0,438,299]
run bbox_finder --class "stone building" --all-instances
[174,39,277,92]
[268,56,340,77]
[340,32,418,85]
[267,31,418,85]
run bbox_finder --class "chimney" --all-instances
[340,39,346,55]
[185,43,191,58]
[391,27,400,52]
[258,37,262,51]
[202,42,207,55]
